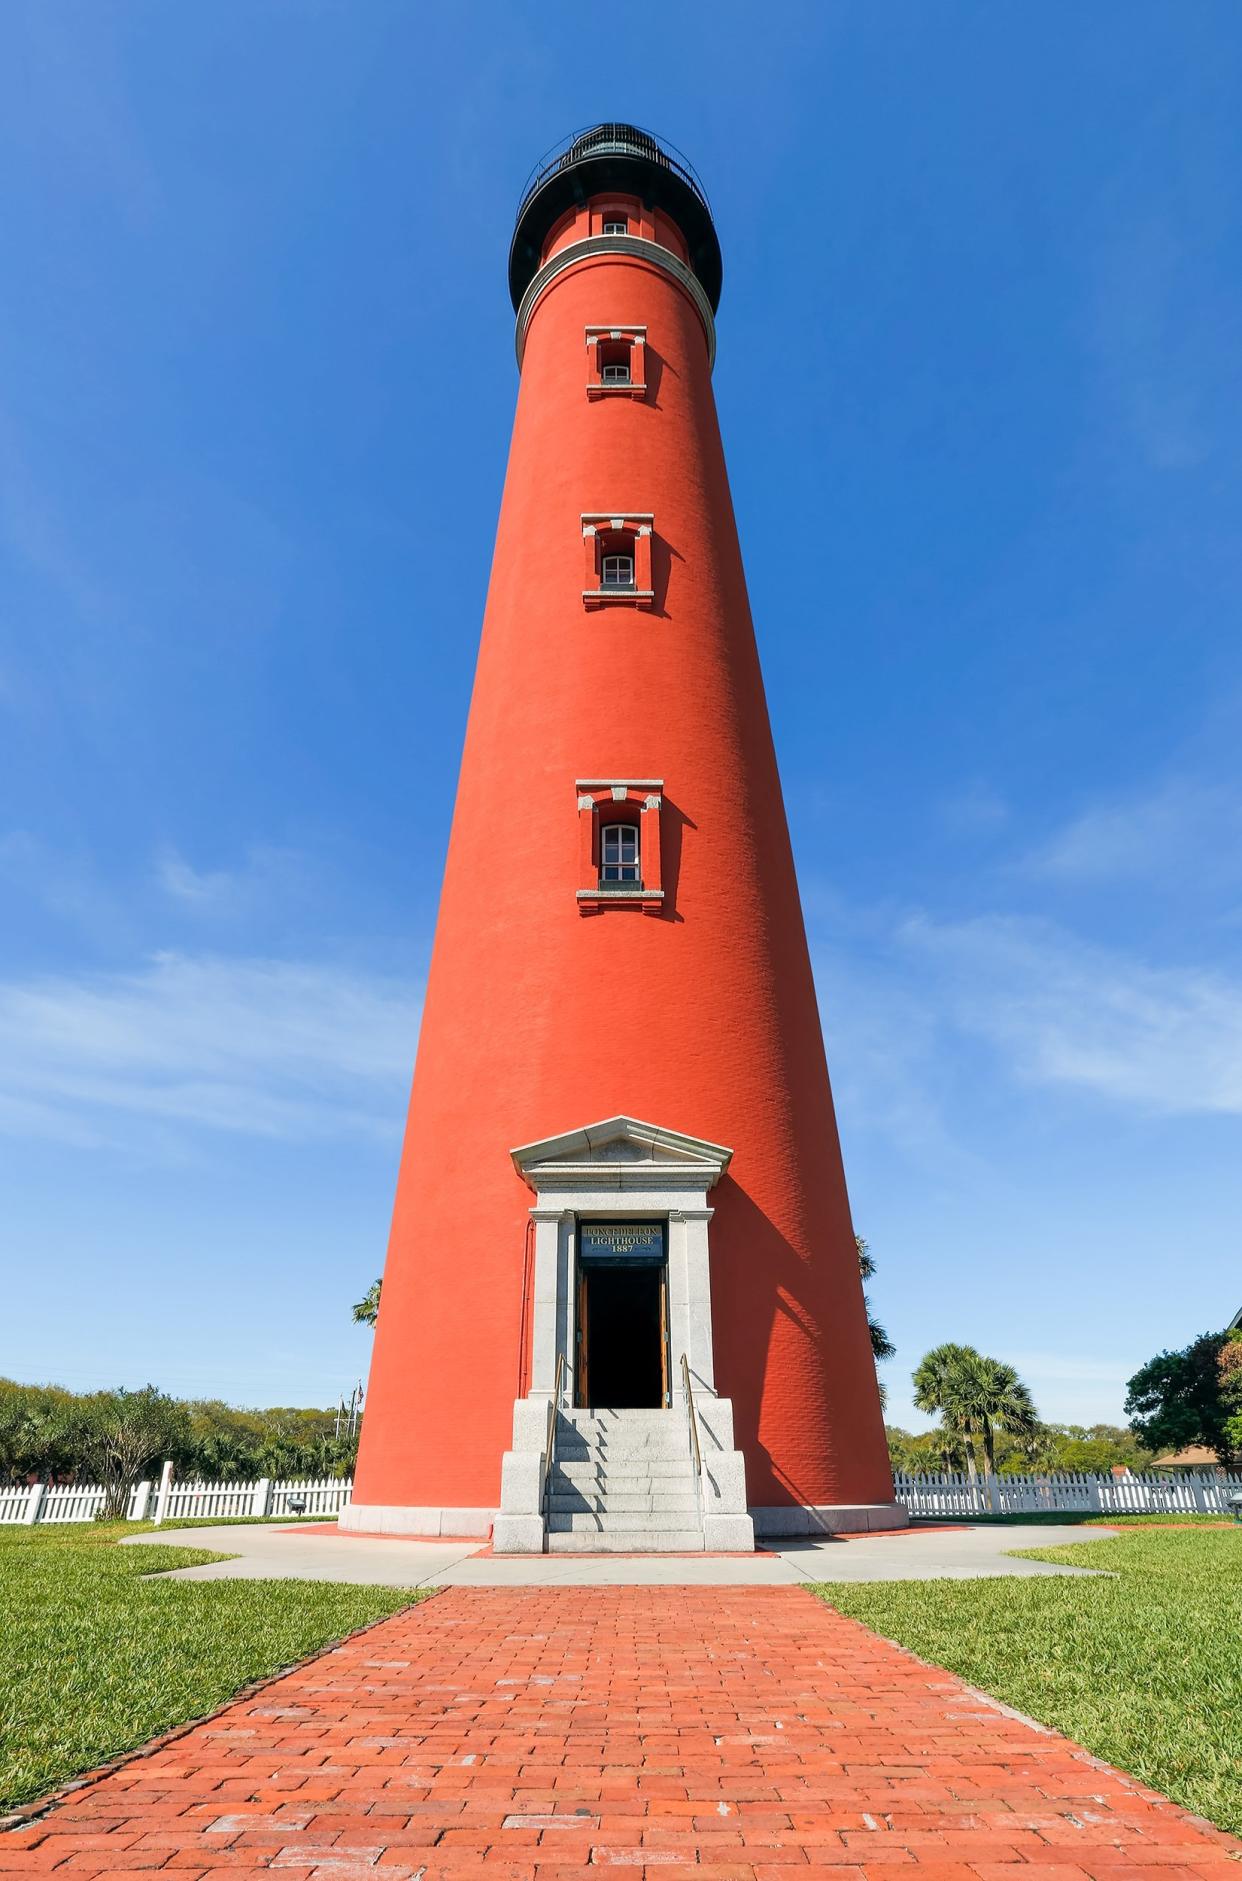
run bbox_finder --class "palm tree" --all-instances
[912,1343,983,1479]
[956,1352,1037,1475]
[352,1279,382,1328]
[855,1236,895,1363]
[912,1344,1039,1484]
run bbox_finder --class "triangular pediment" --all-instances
[511,1115,732,1190]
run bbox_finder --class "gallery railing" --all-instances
[516,123,711,227]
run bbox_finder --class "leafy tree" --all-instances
[77,1387,192,1518]
[0,1379,82,1482]
[183,1400,272,1480]
[886,1424,969,1473]
[987,1420,1052,1474]
[889,1414,1145,1478]
[0,1379,360,1491]
[1125,1331,1237,1467]
[1219,1332,1242,1458]
[252,1406,358,1479]
[353,1279,382,1328]
[1039,1424,1143,1474]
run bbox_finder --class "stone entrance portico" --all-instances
[493,1115,754,1554]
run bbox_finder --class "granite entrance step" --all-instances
[545,1407,704,1553]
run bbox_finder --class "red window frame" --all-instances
[575,781,665,915]
[581,515,654,608]
[585,325,648,400]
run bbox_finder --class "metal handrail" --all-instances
[516,122,712,225]
[541,1352,567,1513]
[680,1352,703,1483]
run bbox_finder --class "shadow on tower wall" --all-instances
[707,1176,892,1511]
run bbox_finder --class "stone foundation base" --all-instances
[492,1513,546,1554]
[336,1503,493,1538]
[751,1503,909,1536]
[337,1500,906,1542]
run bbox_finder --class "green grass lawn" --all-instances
[0,1522,422,1814]
[156,1513,335,1527]
[813,1527,1242,1835]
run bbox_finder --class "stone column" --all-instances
[528,1206,565,1397]
[666,1208,690,1382]
[679,1206,716,1392]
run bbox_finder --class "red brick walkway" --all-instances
[3,1588,1238,1880]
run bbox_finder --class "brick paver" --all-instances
[3,1588,1238,1880]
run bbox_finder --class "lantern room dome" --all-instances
[509,122,722,315]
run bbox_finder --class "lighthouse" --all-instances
[343,124,903,1551]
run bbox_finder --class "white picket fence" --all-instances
[893,1469,1242,1518]
[0,1467,353,1526]
[0,1480,157,1523]
[6,1467,1240,1527]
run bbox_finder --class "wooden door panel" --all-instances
[659,1264,669,1407]
[575,1263,589,1407]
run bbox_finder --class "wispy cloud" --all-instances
[814,943,972,1175]
[1024,777,1242,887]
[155,844,312,917]
[903,911,1242,1116]
[995,1351,1135,1426]
[0,953,421,1148]
[0,830,137,950]
[1005,1350,1134,1388]
[936,782,1010,839]
[1090,207,1219,472]
[3,7,158,224]
[0,413,114,627]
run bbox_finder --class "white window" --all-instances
[602,217,627,236]
[601,823,640,884]
[601,552,634,587]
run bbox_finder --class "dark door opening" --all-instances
[575,1222,669,1409]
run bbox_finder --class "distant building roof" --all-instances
[1229,1306,1241,1331]
[1150,1444,1221,1468]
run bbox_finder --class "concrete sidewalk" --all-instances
[123,1517,1115,1585]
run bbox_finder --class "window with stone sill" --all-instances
[575,781,665,915]
[585,326,647,399]
[582,515,654,608]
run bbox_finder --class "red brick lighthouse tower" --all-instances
[343,125,902,1550]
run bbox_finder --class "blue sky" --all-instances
[2,2,1240,1432]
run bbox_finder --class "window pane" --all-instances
[601,823,639,883]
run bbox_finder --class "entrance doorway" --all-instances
[575,1221,669,1409]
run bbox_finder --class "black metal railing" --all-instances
[541,1351,567,1520]
[681,1353,705,1513]
[516,122,711,226]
